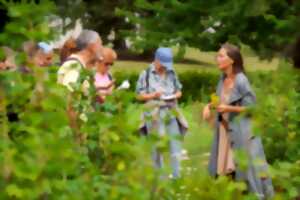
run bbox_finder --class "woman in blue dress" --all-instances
[203,43,274,199]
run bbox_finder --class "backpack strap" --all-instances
[63,57,84,69]
[145,67,151,93]
[171,71,178,93]
[108,73,113,81]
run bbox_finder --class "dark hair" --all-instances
[60,38,78,63]
[221,43,245,74]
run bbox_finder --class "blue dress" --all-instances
[208,72,274,199]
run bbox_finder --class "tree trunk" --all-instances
[292,37,300,69]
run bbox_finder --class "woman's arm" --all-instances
[217,75,256,114]
[137,91,162,101]
[96,80,115,91]
[202,103,212,121]
[217,104,246,113]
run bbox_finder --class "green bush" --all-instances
[2,65,299,199]
[0,1,299,199]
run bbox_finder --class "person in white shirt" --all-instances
[57,29,104,143]
[57,29,104,92]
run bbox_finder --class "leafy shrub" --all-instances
[1,64,299,199]
[0,1,299,199]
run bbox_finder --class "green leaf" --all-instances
[6,184,24,198]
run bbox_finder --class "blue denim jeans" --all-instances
[146,107,182,178]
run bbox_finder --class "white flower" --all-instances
[180,149,190,160]
[213,21,221,27]
[81,79,90,96]
[79,113,88,122]
[204,27,216,34]
[202,152,210,157]
[181,149,187,155]
[117,80,130,90]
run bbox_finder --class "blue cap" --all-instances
[37,42,53,54]
[155,47,173,70]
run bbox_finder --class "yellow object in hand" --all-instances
[210,93,220,109]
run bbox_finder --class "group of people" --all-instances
[57,30,117,103]
[136,43,274,199]
[1,28,274,199]
[137,43,274,199]
[0,30,117,103]
[0,41,53,72]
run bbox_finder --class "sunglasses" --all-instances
[104,62,114,67]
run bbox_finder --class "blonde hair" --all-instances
[103,47,117,62]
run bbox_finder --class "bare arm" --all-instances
[227,105,246,113]
[96,80,115,91]
[137,91,161,101]
[217,104,246,113]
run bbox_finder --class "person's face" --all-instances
[90,39,103,58]
[96,58,114,74]
[35,51,53,67]
[216,48,234,72]
[43,52,53,66]
[87,39,104,68]
[154,59,165,71]
[94,38,103,52]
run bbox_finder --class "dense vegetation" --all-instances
[117,0,300,67]
[0,63,300,199]
[0,1,299,199]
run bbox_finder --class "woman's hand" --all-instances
[202,103,211,121]
[152,91,162,99]
[107,80,115,88]
[174,91,182,99]
[136,91,162,101]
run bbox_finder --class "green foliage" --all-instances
[1,64,299,199]
[251,62,300,163]
[117,0,300,60]
[55,0,134,48]
[0,1,299,199]
[0,0,56,49]
[0,48,5,61]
